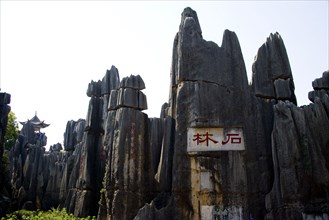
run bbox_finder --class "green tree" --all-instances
[4,111,19,150]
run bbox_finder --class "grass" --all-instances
[1,208,96,220]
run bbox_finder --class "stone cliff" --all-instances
[0,92,11,215]
[2,7,328,220]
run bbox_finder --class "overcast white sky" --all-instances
[1,1,328,150]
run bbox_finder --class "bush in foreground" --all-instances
[1,208,96,220]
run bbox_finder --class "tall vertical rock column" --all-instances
[63,66,120,217]
[59,119,85,208]
[167,7,250,219]
[247,32,298,219]
[100,75,152,220]
[0,92,11,215]
[0,93,11,175]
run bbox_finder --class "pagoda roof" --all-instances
[20,113,50,129]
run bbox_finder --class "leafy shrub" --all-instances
[1,208,96,220]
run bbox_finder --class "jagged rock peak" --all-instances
[87,80,102,97]
[120,74,145,90]
[253,32,292,80]
[266,32,292,80]
[308,70,329,102]
[179,7,202,38]
[221,29,249,89]
[108,75,147,111]
[160,102,169,119]
[87,65,121,97]
[101,65,120,95]
[0,92,11,105]
[49,143,63,152]
[252,32,297,104]
[63,119,86,151]
[221,30,241,56]
[312,70,329,90]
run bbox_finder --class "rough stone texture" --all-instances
[116,88,147,110]
[312,70,329,89]
[108,75,148,111]
[274,78,292,100]
[265,98,329,219]
[5,7,329,220]
[120,75,145,90]
[97,74,158,220]
[0,93,11,163]
[49,143,63,152]
[107,108,150,219]
[309,71,329,103]
[152,7,252,219]
[147,117,165,192]
[62,68,120,217]
[10,121,50,210]
[101,66,120,96]
[131,7,328,220]
[252,32,297,104]
[0,92,11,216]
[87,80,101,98]
[8,65,121,216]
[42,151,67,209]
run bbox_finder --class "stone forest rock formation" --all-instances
[2,7,328,220]
[0,92,11,215]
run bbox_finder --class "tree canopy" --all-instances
[4,111,19,150]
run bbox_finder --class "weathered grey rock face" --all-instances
[264,71,329,219]
[6,7,329,220]
[0,92,11,216]
[312,70,329,89]
[162,7,251,219]
[108,75,147,111]
[308,71,329,102]
[63,120,77,151]
[87,80,102,98]
[106,108,149,219]
[0,92,11,170]
[97,73,164,220]
[101,66,120,96]
[8,66,121,216]
[252,32,297,104]
[120,74,145,90]
[10,121,56,210]
[49,143,63,152]
[62,66,121,217]
[134,7,328,220]
[0,93,11,161]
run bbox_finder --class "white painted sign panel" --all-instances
[187,127,245,151]
[201,205,243,220]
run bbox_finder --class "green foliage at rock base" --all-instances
[1,208,96,220]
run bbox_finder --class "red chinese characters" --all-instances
[192,132,242,146]
[193,132,218,146]
[221,133,241,145]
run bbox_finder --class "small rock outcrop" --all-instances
[308,71,329,102]
[108,75,147,111]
